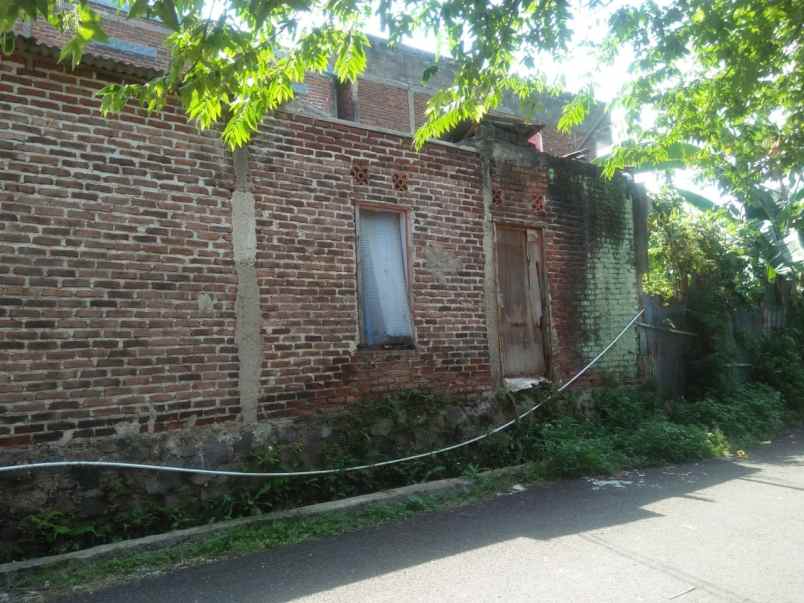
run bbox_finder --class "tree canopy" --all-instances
[1,0,802,233]
[601,0,803,259]
[0,0,578,149]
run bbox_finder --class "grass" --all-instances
[5,380,799,600]
[2,467,534,601]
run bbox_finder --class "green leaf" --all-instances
[421,64,438,84]
[557,89,593,134]
[155,0,179,30]
[676,189,717,212]
[128,0,151,20]
[0,31,14,55]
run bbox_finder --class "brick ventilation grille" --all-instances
[532,193,545,212]
[351,164,369,185]
[392,172,408,192]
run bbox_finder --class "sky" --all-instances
[362,1,728,206]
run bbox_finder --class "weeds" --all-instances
[5,472,525,599]
[6,381,796,564]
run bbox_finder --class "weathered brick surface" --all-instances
[490,154,640,382]
[248,114,490,418]
[356,78,411,133]
[0,52,239,448]
[0,47,639,450]
[288,73,336,117]
[15,16,596,156]
[18,7,169,72]
[413,92,430,130]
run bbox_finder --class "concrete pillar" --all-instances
[231,147,263,424]
[478,130,502,387]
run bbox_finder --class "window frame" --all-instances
[354,201,416,350]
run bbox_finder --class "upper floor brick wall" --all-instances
[15,12,608,157]
[16,2,169,72]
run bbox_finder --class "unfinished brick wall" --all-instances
[20,8,169,72]
[413,92,430,130]
[248,114,490,419]
[288,73,336,117]
[0,49,639,451]
[356,78,411,133]
[0,53,494,448]
[490,154,641,382]
[0,52,239,448]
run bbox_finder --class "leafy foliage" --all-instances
[750,333,804,414]
[599,0,803,261]
[1,0,579,149]
[7,381,796,562]
[672,383,785,445]
[603,1,802,196]
[642,189,763,304]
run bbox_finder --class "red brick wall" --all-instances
[413,92,430,130]
[0,49,634,449]
[21,8,169,71]
[539,125,584,158]
[248,114,490,418]
[0,53,493,446]
[0,53,239,448]
[490,154,640,382]
[356,79,411,133]
[289,73,335,117]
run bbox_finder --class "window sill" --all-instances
[357,342,416,352]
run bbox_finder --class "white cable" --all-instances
[0,309,645,478]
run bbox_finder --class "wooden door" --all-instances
[496,226,546,377]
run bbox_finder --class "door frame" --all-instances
[492,221,553,380]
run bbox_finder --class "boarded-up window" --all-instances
[357,208,413,346]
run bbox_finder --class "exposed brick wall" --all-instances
[0,53,493,447]
[20,7,169,71]
[356,79,411,133]
[413,92,430,130]
[0,48,638,450]
[490,153,640,382]
[0,52,239,448]
[287,73,335,118]
[547,158,640,378]
[248,114,490,418]
[539,125,584,158]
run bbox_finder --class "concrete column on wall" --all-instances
[231,147,263,424]
[477,128,502,387]
[408,88,416,134]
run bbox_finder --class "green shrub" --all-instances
[750,334,804,414]
[8,382,794,563]
[537,417,624,478]
[673,383,785,445]
[590,387,659,429]
[617,419,721,465]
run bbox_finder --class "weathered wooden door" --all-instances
[495,226,546,377]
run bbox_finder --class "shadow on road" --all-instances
[62,430,804,603]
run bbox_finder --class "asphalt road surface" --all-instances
[62,430,804,603]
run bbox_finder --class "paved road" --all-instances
[64,430,804,603]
